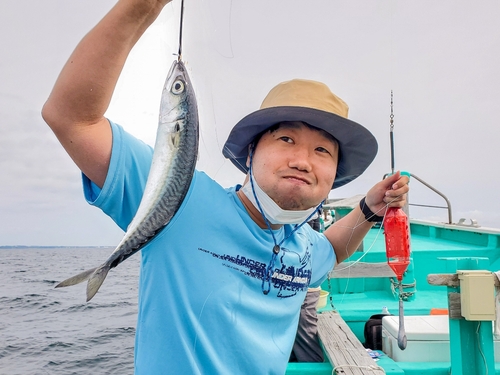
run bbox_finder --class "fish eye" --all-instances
[171,80,185,95]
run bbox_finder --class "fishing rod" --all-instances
[383,90,409,350]
[389,90,395,175]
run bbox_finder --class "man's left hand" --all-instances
[364,171,410,219]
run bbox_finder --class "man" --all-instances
[42,0,409,374]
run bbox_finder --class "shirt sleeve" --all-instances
[82,120,154,231]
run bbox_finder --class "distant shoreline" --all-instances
[0,245,115,249]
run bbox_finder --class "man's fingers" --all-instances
[389,177,409,195]
[384,194,406,207]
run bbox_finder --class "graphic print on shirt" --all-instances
[197,239,312,298]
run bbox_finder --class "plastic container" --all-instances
[382,315,500,362]
[316,289,329,310]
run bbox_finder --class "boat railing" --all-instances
[407,173,453,225]
[384,172,453,225]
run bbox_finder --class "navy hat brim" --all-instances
[222,106,378,189]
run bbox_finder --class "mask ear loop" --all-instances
[247,147,324,295]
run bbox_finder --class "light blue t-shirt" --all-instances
[83,120,336,375]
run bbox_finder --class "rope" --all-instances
[390,278,416,301]
[332,363,386,374]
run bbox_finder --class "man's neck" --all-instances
[236,189,282,230]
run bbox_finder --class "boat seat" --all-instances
[317,311,386,374]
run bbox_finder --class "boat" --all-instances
[285,175,500,375]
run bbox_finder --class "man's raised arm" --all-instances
[42,0,171,187]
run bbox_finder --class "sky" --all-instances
[1,0,500,246]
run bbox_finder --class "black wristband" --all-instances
[359,197,384,222]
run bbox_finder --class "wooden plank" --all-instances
[329,262,396,279]
[428,273,500,287]
[427,273,459,287]
[317,311,385,374]
[323,194,365,210]
[448,292,462,320]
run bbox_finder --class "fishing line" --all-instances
[331,195,400,273]
[327,194,405,305]
[192,289,214,355]
[177,0,185,61]
[332,223,385,272]
[476,321,489,375]
[328,202,366,303]
[199,0,235,59]
[174,0,226,177]
[174,0,206,163]
[189,0,236,182]
[328,212,382,305]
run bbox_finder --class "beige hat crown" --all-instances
[260,79,349,119]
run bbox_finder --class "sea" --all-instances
[0,247,140,375]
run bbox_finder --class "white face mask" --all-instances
[240,175,320,225]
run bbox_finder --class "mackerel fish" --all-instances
[56,60,199,301]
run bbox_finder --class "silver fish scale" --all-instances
[108,63,198,267]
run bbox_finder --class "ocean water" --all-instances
[0,247,140,375]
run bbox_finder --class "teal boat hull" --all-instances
[286,219,500,374]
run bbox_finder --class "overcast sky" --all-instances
[1,0,499,246]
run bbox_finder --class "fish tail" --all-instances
[55,267,98,288]
[86,265,111,302]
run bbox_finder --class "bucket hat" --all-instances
[222,79,378,189]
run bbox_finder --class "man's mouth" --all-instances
[283,175,310,185]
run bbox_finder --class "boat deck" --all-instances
[285,219,500,374]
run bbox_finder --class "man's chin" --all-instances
[275,197,319,211]
[269,186,322,211]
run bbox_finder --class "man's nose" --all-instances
[288,148,312,172]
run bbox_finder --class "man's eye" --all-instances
[280,136,293,143]
[316,147,331,154]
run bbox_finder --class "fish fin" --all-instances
[55,267,98,288]
[86,265,111,302]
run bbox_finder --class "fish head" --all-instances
[158,60,197,144]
